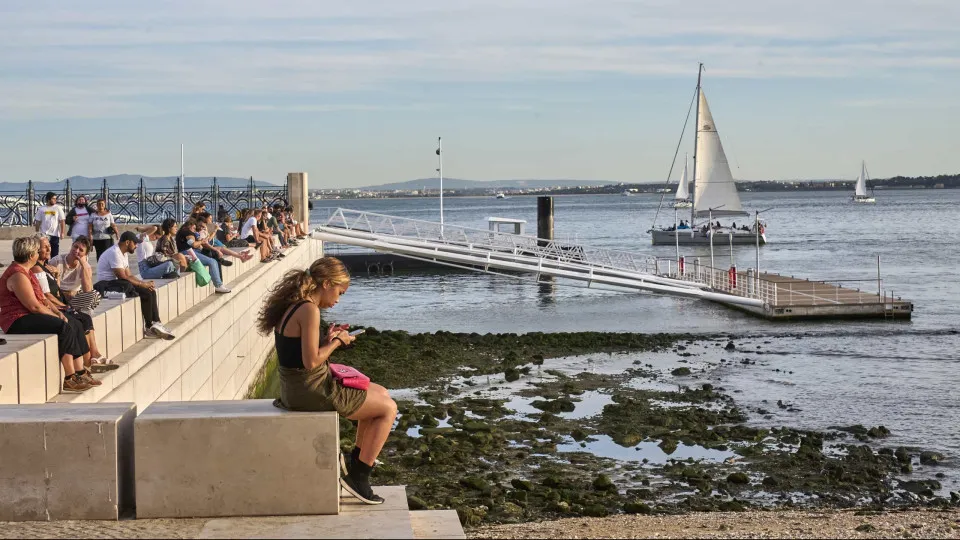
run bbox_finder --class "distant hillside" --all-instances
[359,178,616,191]
[0,174,281,191]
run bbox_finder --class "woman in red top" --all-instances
[0,236,92,393]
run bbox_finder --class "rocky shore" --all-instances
[257,328,959,529]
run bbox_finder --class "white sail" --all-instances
[854,161,868,197]
[693,91,746,217]
[675,158,690,200]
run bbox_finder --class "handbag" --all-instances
[188,258,212,287]
[144,253,170,267]
[328,363,370,391]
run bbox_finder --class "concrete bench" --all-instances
[135,399,339,518]
[0,402,136,521]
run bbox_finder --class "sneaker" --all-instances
[150,323,175,341]
[339,452,349,477]
[220,259,233,267]
[80,372,102,387]
[62,374,91,393]
[144,327,161,339]
[339,475,384,505]
[214,286,232,294]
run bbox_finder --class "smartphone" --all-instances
[348,328,365,336]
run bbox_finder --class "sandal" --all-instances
[89,357,120,373]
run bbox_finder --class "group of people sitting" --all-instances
[4,195,309,394]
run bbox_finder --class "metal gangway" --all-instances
[314,209,776,309]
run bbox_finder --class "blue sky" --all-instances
[1,0,958,187]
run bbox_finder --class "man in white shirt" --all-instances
[94,231,174,340]
[33,191,66,257]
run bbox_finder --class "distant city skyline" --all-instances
[1,1,957,187]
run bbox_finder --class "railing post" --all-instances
[27,180,35,225]
[64,178,72,208]
[175,174,185,222]
[138,178,147,223]
[101,178,108,202]
[212,177,220,219]
[248,176,256,209]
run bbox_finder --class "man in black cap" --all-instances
[94,231,174,340]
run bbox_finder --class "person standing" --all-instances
[65,195,94,243]
[88,198,118,260]
[33,192,66,258]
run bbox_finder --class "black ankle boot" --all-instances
[339,460,384,505]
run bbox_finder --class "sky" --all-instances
[0,0,958,188]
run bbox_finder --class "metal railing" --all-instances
[654,257,779,306]
[323,208,655,273]
[0,177,287,225]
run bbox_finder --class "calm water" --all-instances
[311,190,960,488]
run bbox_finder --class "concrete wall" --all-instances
[34,239,324,413]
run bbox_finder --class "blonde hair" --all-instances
[13,236,41,263]
[256,257,350,334]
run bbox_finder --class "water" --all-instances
[310,190,960,488]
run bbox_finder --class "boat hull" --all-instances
[852,197,876,203]
[673,201,692,208]
[651,229,767,246]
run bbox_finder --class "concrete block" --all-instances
[104,302,123,359]
[190,378,213,400]
[0,402,136,520]
[134,296,144,343]
[131,358,162,414]
[0,351,17,404]
[120,298,137,351]
[135,400,339,518]
[160,377,182,402]
[167,279,180,319]
[2,334,59,401]
[155,281,170,323]
[5,340,46,404]
[176,276,187,316]
[157,342,182,392]
[92,311,107,361]
[181,349,212,400]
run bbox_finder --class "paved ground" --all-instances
[469,509,960,539]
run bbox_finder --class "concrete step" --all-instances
[196,485,415,539]
[410,510,466,539]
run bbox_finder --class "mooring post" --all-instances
[537,196,554,247]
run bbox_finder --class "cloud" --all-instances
[1,0,958,118]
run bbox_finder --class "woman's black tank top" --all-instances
[275,300,316,369]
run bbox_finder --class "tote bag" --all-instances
[188,258,212,287]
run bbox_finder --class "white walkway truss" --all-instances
[314,209,773,308]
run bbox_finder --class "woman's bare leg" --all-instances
[348,383,397,466]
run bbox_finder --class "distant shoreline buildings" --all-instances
[311,174,959,200]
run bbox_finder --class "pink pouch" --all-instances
[329,363,370,391]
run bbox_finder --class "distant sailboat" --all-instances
[673,156,692,208]
[852,161,876,203]
[651,64,767,246]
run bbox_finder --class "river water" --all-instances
[310,189,960,491]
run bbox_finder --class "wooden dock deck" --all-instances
[731,272,914,321]
[654,260,914,321]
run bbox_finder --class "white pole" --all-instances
[180,144,185,222]
[674,209,680,274]
[709,209,714,269]
[755,210,760,291]
[437,137,444,236]
[877,254,882,300]
[729,228,734,267]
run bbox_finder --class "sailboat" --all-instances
[852,161,876,203]
[651,65,767,246]
[673,156,692,208]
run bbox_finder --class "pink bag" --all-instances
[329,363,370,391]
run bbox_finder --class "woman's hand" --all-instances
[325,323,355,347]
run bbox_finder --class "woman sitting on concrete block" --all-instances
[257,256,397,506]
[0,236,94,392]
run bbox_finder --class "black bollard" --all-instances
[537,196,554,247]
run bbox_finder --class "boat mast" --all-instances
[690,63,703,225]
